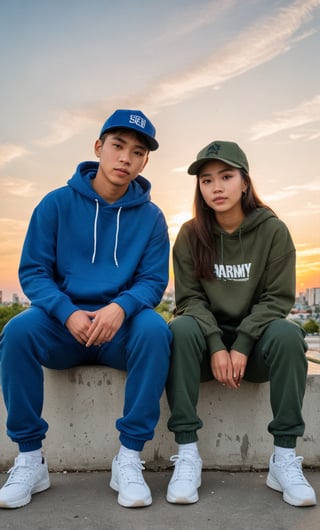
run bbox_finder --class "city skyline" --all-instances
[1,1,320,301]
[1,285,320,306]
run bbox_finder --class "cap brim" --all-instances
[145,137,159,151]
[187,156,242,175]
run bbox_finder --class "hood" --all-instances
[212,208,277,265]
[212,208,276,238]
[67,161,152,265]
[67,161,151,207]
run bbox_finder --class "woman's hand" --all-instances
[210,348,247,388]
[230,349,248,387]
[210,349,239,389]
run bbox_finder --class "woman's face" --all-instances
[198,160,247,215]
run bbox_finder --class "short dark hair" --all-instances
[99,127,150,150]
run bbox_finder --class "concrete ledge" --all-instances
[1,367,320,471]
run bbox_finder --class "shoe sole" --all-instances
[166,492,199,504]
[166,476,201,505]
[266,473,283,493]
[266,473,316,507]
[109,478,152,508]
[0,477,51,509]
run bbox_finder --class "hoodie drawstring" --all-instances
[239,228,245,261]
[114,207,122,268]
[219,230,244,263]
[91,201,122,267]
[91,199,99,264]
[220,232,224,265]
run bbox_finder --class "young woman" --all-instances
[166,140,317,507]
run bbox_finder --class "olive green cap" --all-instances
[188,140,249,175]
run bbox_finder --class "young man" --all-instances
[0,109,171,509]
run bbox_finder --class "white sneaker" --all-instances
[0,454,50,509]
[166,451,202,504]
[110,455,152,508]
[266,453,317,507]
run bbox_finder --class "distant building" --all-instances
[0,290,2,304]
[12,293,20,304]
[306,288,320,306]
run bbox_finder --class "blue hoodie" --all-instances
[19,161,170,325]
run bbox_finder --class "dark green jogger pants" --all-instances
[166,317,308,448]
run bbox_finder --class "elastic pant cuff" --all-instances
[18,440,43,452]
[119,434,145,452]
[274,436,297,449]
[175,431,198,444]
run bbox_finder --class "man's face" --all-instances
[94,131,149,191]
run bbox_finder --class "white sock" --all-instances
[178,442,199,456]
[118,445,140,460]
[274,446,295,461]
[19,449,43,462]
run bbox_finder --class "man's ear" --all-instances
[94,139,102,158]
[142,153,149,170]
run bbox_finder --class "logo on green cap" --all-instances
[206,143,221,156]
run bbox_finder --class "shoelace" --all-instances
[118,459,146,484]
[280,456,309,486]
[170,454,198,481]
[5,462,38,487]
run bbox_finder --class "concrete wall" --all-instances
[1,367,320,472]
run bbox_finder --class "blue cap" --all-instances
[99,109,159,151]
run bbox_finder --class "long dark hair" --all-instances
[189,168,275,280]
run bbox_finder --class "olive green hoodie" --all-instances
[173,207,296,357]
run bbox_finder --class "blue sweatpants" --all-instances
[0,306,171,452]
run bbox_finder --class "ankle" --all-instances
[118,445,140,461]
[274,446,296,462]
[18,450,43,463]
[178,443,200,458]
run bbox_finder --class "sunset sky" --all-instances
[1,0,319,302]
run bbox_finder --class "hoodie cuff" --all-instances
[111,294,136,319]
[231,332,255,357]
[207,334,227,356]
[54,300,80,326]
